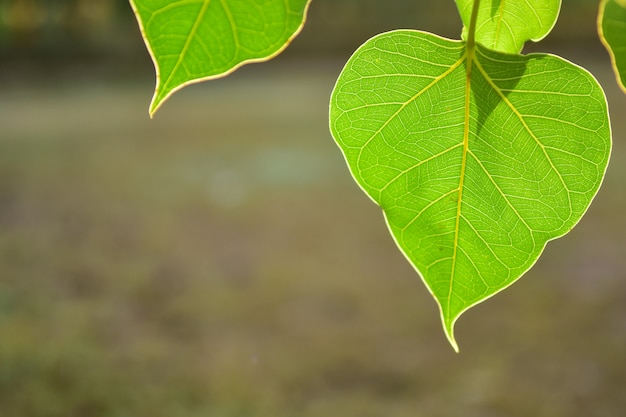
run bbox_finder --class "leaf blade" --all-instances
[599,0,626,93]
[330,30,611,351]
[129,0,311,116]
[456,0,561,53]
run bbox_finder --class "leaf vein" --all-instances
[474,56,574,223]
[355,54,467,178]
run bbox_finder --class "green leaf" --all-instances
[129,0,311,116]
[599,0,626,93]
[456,0,561,53]
[329,30,611,351]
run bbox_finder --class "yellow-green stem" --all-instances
[467,0,481,50]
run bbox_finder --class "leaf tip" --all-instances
[148,103,158,119]
[148,94,165,119]
[444,323,461,353]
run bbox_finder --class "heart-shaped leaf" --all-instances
[599,0,626,93]
[130,0,311,116]
[329,30,611,351]
[456,0,561,53]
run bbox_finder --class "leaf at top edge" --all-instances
[599,0,626,93]
[129,0,312,116]
[456,0,561,53]
[329,30,611,351]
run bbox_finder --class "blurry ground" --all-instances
[2,5,626,417]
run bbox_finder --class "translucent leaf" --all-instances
[456,0,561,53]
[129,0,311,116]
[329,30,611,351]
[599,0,626,93]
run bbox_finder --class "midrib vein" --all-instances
[162,0,211,92]
[447,50,473,320]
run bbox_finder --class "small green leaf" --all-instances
[599,0,626,93]
[456,0,561,53]
[130,0,311,116]
[329,30,611,351]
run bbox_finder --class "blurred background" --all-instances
[1,0,625,416]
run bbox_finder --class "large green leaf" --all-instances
[129,0,311,116]
[599,0,626,93]
[329,30,611,351]
[457,0,561,53]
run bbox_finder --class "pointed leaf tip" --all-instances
[444,321,460,353]
[130,0,311,115]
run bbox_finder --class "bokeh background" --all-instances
[1,0,625,416]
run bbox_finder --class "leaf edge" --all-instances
[129,0,314,117]
[598,0,626,93]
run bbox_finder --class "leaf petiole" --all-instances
[467,0,481,50]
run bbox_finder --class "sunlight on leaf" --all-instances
[599,0,626,93]
[130,0,311,116]
[456,0,561,53]
[329,30,611,351]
